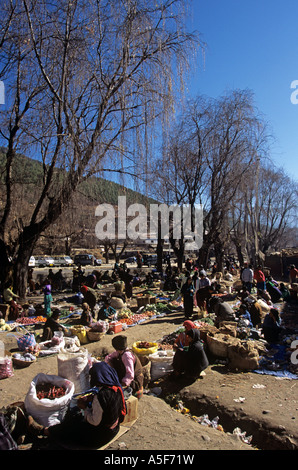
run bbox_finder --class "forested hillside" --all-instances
[0,149,158,254]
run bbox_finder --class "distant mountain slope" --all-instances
[0,148,158,206]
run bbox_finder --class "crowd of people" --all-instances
[0,251,297,450]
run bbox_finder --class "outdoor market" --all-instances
[1,260,298,451]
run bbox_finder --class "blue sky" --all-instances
[185,0,298,182]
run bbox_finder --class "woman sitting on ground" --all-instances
[41,310,67,342]
[173,320,196,350]
[262,308,282,345]
[172,328,209,380]
[28,362,127,449]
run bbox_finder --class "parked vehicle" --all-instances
[143,254,158,267]
[28,256,35,267]
[94,258,102,266]
[52,255,74,267]
[124,256,136,264]
[52,256,64,267]
[35,257,48,268]
[63,256,74,266]
[74,254,95,266]
[44,256,55,266]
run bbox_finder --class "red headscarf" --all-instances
[183,320,195,331]
[81,285,88,294]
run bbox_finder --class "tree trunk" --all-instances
[233,241,245,267]
[13,232,38,299]
[156,238,164,272]
[198,241,211,269]
[214,242,225,273]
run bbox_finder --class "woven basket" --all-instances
[132,341,158,356]
[198,324,219,342]
[12,356,36,368]
[218,324,237,338]
[228,342,259,370]
[206,333,240,358]
[86,331,105,342]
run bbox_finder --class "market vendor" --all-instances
[262,308,282,345]
[172,328,209,380]
[173,320,196,349]
[81,285,99,317]
[238,304,253,328]
[79,302,93,326]
[266,277,282,303]
[209,297,236,327]
[105,335,144,399]
[245,298,264,328]
[97,300,116,321]
[41,310,67,342]
[279,283,291,302]
[3,281,21,321]
[27,362,127,449]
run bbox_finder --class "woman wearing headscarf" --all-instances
[173,320,196,350]
[27,362,126,449]
[80,284,99,317]
[262,308,282,345]
[172,328,209,380]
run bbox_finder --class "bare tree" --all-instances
[152,89,267,270]
[0,0,199,296]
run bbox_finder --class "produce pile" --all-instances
[136,341,152,349]
[0,319,13,331]
[36,382,66,400]
[15,316,47,324]
[116,301,179,327]
[117,313,150,326]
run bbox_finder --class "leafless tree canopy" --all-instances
[151,89,298,268]
[0,0,199,295]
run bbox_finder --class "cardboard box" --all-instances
[122,395,138,425]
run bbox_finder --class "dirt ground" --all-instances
[1,292,298,453]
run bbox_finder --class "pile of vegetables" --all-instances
[0,319,12,331]
[36,382,66,400]
[15,316,47,324]
[25,344,40,356]
[136,341,152,349]
[117,312,150,326]
[118,308,133,319]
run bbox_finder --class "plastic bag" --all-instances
[24,373,74,426]
[57,348,91,393]
[0,355,13,379]
[69,325,88,344]
[17,333,36,351]
[149,350,174,380]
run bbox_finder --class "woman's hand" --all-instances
[77,397,89,409]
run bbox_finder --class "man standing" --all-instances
[241,263,254,293]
